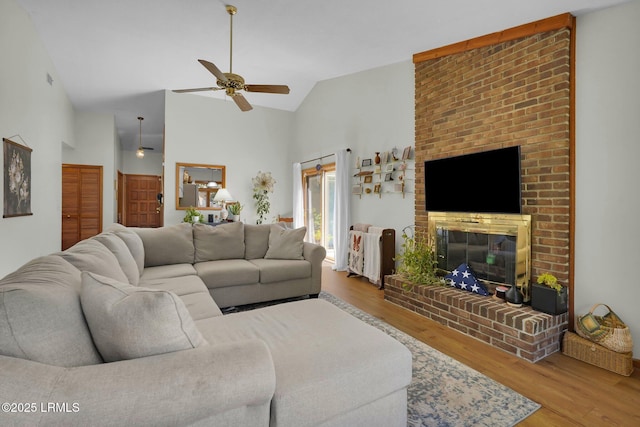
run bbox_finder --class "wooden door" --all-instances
[62,164,103,250]
[117,170,124,224]
[125,174,162,228]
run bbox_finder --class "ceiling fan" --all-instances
[173,4,290,112]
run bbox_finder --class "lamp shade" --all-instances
[213,188,233,202]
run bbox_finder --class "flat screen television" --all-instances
[424,146,522,214]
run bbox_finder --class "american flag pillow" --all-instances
[444,263,489,296]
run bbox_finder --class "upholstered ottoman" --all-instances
[195,299,412,427]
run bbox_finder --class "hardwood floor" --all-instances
[321,265,640,426]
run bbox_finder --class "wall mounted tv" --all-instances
[424,146,522,214]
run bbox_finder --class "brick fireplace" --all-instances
[384,14,574,361]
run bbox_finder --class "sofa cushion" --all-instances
[193,222,245,262]
[195,259,260,289]
[134,223,194,267]
[60,239,129,283]
[80,272,206,362]
[264,225,306,260]
[140,264,198,282]
[0,255,103,367]
[248,259,311,284]
[141,275,223,320]
[244,224,271,259]
[106,223,145,275]
[93,232,140,285]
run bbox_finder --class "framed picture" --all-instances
[374,184,381,194]
[3,138,33,218]
[364,175,373,184]
[361,158,372,167]
[385,163,394,173]
[352,184,362,195]
[402,146,412,160]
[381,151,390,163]
[384,173,393,182]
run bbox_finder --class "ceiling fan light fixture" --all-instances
[136,116,145,159]
[172,4,289,112]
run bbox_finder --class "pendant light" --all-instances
[136,116,145,159]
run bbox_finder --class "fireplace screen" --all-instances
[427,212,531,300]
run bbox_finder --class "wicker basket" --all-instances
[563,332,634,376]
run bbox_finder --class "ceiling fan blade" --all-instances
[198,59,228,82]
[173,87,221,93]
[245,84,290,94]
[232,93,253,112]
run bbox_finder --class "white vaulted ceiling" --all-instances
[15,0,630,151]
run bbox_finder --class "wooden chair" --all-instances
[277,215,294,228]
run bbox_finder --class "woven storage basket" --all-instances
[563,332,633,376]
[576,303,633,353]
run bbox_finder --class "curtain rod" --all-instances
[300,148,351,165]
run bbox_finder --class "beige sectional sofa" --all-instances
[0,222,412,426]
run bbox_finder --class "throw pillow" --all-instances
[264,225,306,260]
[60,239,129,284]
[80,272,206,362]
[193,221,245,262]
[0,255,104,367]
[93,232,140,285]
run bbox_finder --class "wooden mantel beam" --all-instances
[413,13,574,63]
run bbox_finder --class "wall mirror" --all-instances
[175,163,226,210]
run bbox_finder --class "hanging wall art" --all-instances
[3,137,33,218]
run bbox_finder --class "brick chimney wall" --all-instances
[414,28,572,284]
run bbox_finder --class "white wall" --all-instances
[294,61,416,255]
[164,91,294,225]
[122,151,164,176]
[575,0,640,356]
[62,111,118,228]
[0,0,76,277]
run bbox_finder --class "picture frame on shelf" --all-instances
[394,183,404,192]
[384,163,394,173]
[382,151,390,163]
[402,146,412,160]
[373,184,381,194]
[352,185,362,195]
[361,159,372,167]
[364,175,373,183]
[384,173,393,182]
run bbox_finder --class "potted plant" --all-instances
[531,273,568,315]
[227,203,243,222]
[183,206,204,224]
[394,232,439,291]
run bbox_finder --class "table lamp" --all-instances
[213,188,233,220]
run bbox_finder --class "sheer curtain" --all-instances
[332,149,351,271]
[292,162,304,228]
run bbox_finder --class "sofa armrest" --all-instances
[303,242,326,294]
[0,340,275,427]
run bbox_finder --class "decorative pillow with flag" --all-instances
[445,263,490,296]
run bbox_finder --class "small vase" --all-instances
[374,152,381,164]
[505,285,523,307]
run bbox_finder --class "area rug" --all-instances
[318,291,541,427]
